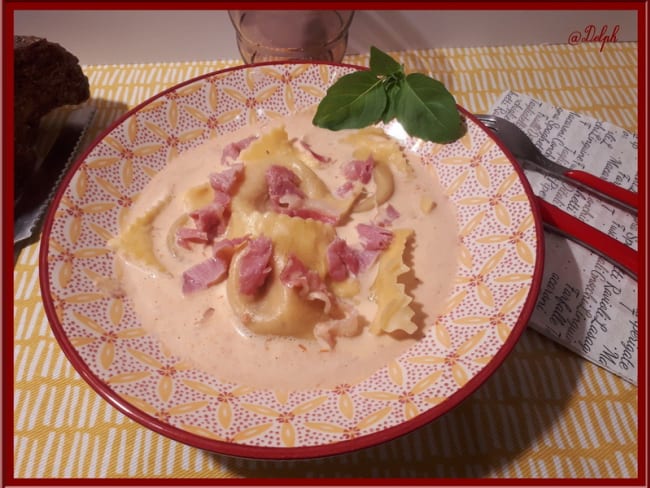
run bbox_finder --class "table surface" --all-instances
[13,42,639,480]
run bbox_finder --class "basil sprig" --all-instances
[313,46,463,144]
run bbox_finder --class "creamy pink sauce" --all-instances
[115,110,459,390]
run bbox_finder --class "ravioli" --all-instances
[108,195,172,275]
[369,228,416,335]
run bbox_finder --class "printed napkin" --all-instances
[490,90,638,385]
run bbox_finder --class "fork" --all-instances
[474,113,638,278]
[475,114,638,215]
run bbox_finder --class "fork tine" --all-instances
[474,114,497,128]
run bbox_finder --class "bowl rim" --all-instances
[38,60,545,460]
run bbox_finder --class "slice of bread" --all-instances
[14,36,90,191]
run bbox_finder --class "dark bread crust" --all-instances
[14,36,90,190]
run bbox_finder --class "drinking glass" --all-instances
[228,10,355,64]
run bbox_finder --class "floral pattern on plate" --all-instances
[41,62,542,458]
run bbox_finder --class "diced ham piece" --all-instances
[342,157,374,184]
[189,200,229,236]
[189,186,234,237]
[212,189,231,207]
[182,257,228,294]
[280,254,334,313]
[326,237,360,281]
[335,180,355,197]
[357,223,393,251]
[384,204,400,221]
[265,165,338,224]
[375,204,400,227]
[266,165,306,207]
[279,255,320,293]
[238,236,273,295]
[181,237,250,294]
[300,140,332,164]
[176,227,209,249]
[221,136,256,165]
[357,249,382,272]
[209,163,244,194]
[212,236,249,260]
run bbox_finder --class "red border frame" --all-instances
[4,0,647,486]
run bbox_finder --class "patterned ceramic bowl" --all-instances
[40,62,544,459]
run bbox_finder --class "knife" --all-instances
[14,105,96,247]
[534,196,638,279]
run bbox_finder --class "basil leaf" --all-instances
[312,47,463,144]
[312,70,387,130]
[369,46,403,76]
[381,76,403,124]
[394,73,463,143]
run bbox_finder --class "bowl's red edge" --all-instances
[38,61,546,461]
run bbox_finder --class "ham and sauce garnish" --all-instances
[176,163,244,248]
[177,151,400,348]
[172,128,408,348]
[110,109,459,390]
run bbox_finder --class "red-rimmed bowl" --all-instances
[40,62,544,460]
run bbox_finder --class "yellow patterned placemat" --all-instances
[13,42,638,479]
